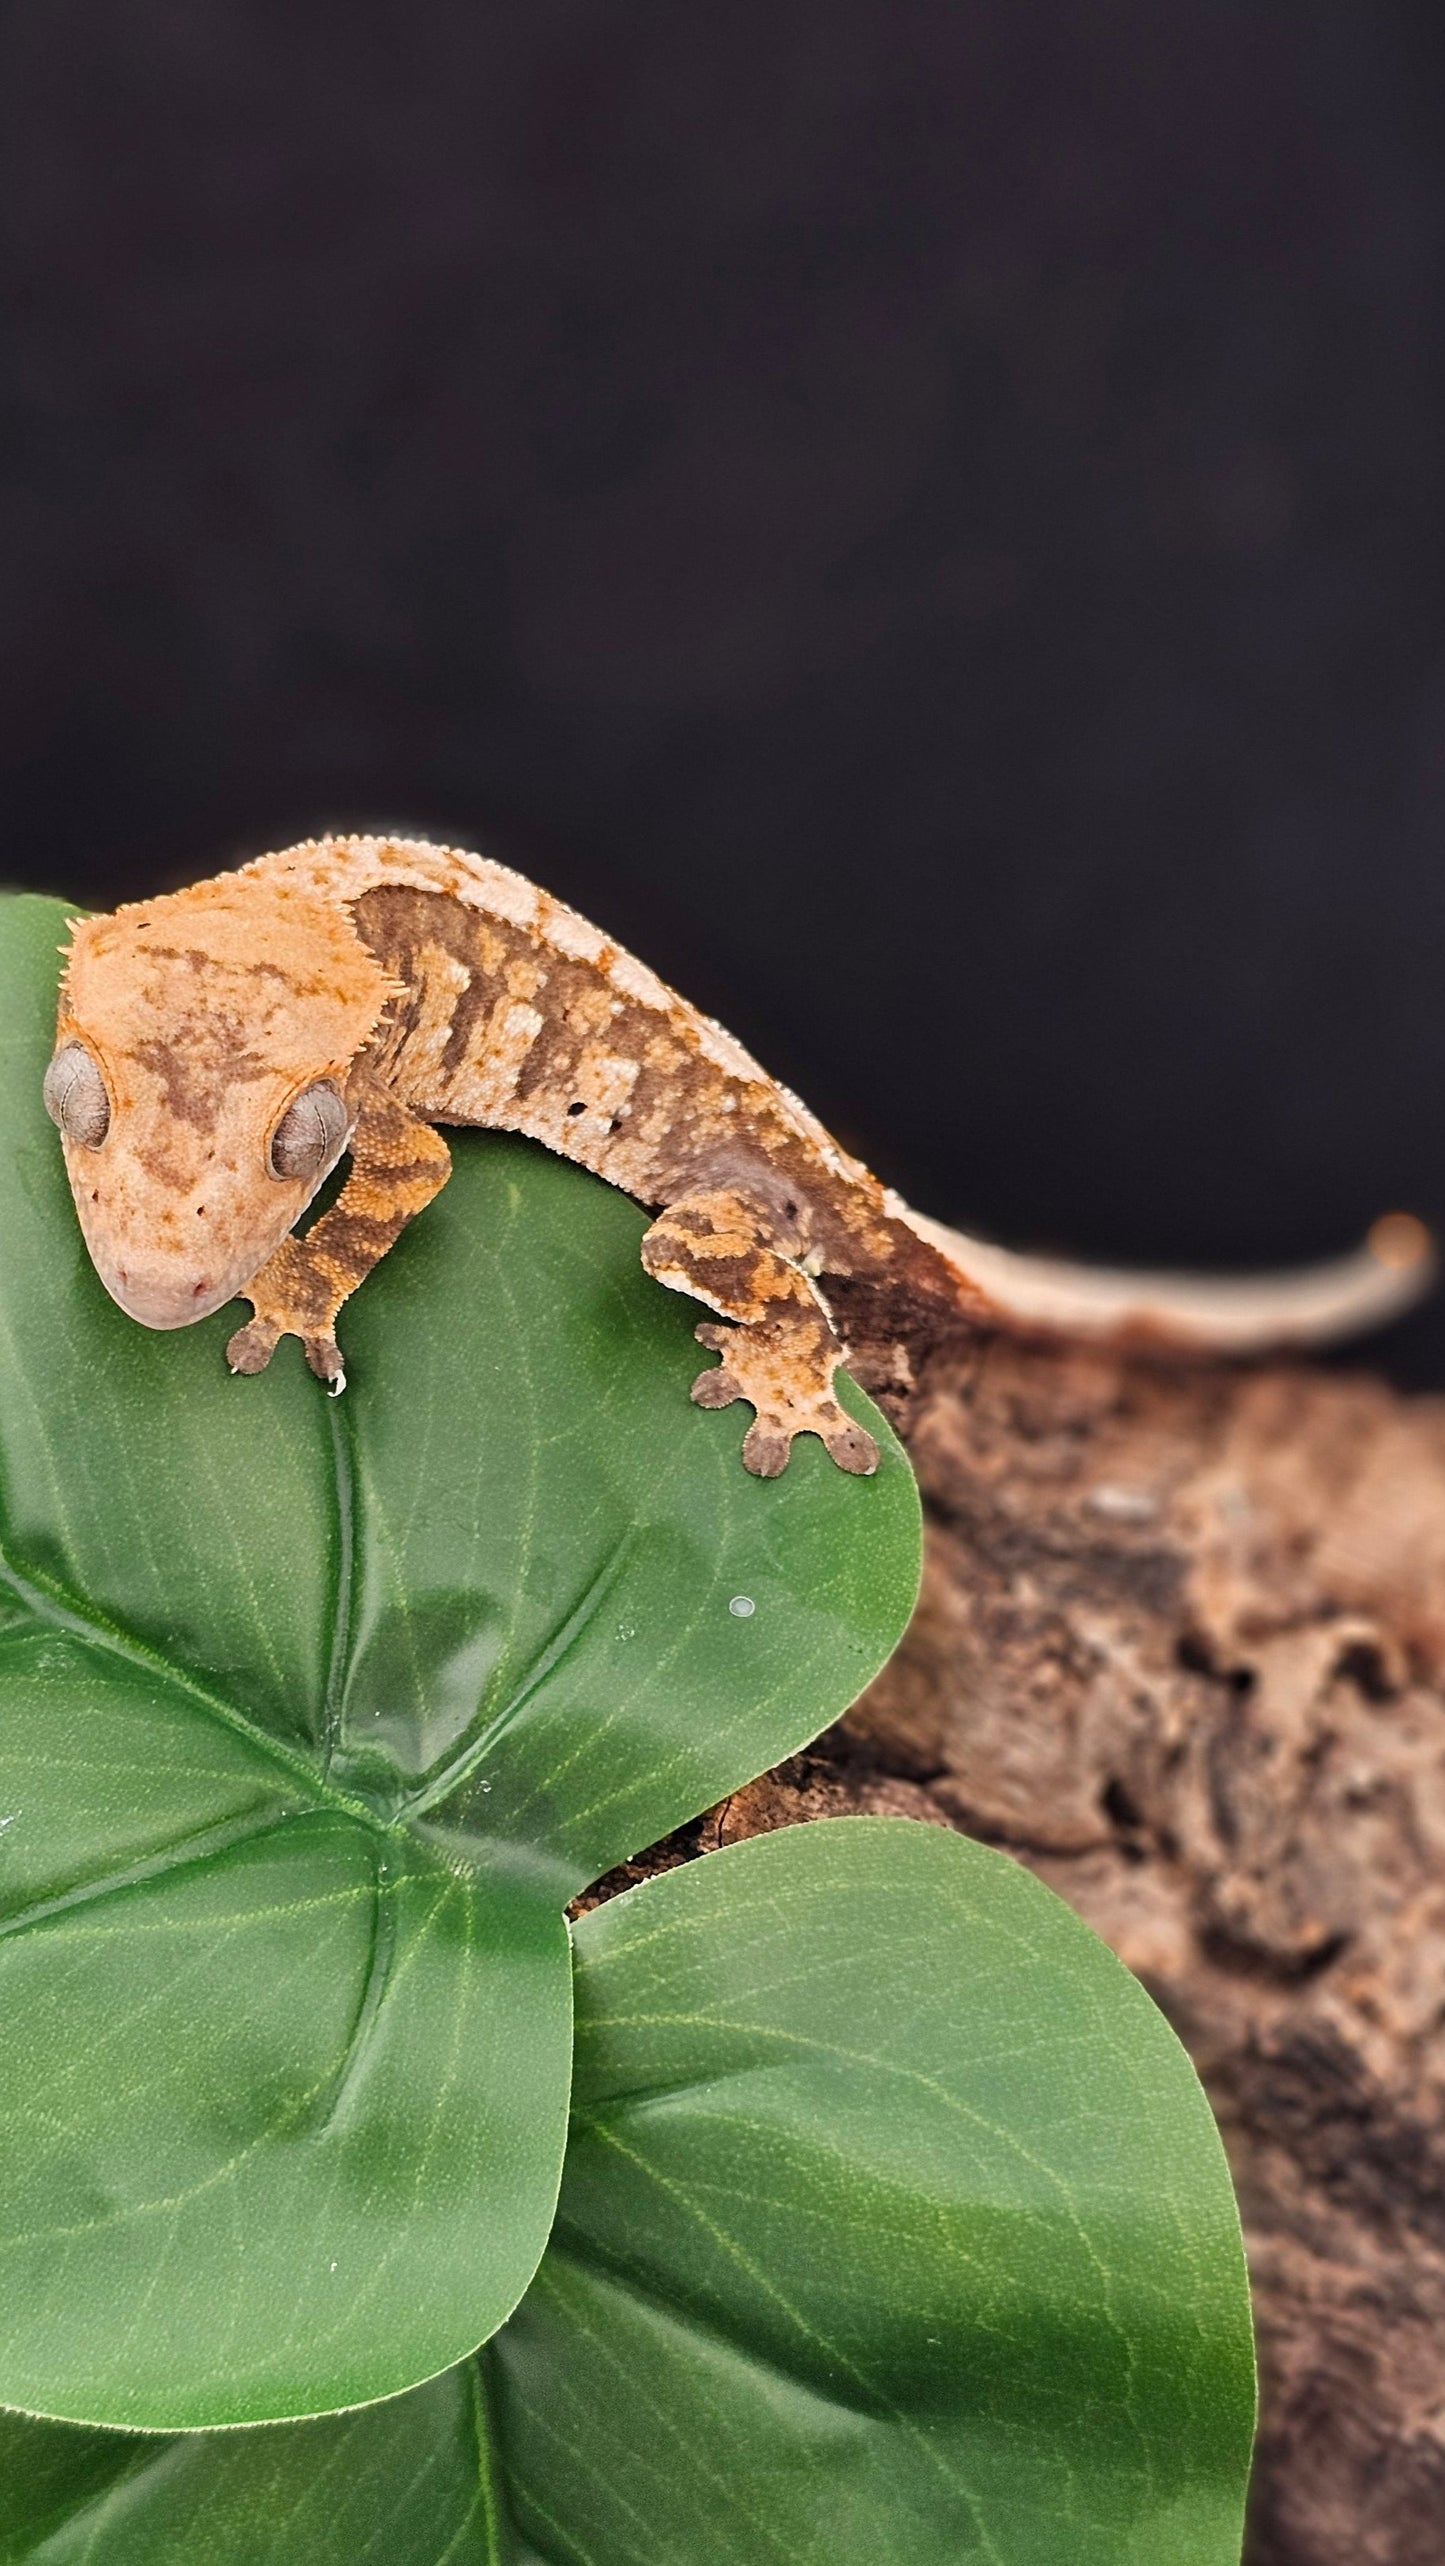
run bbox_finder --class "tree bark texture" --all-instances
[591,1338,1445,2564]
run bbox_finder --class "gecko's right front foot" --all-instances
[226,1314,346,1391]
[691,1321,880,1479]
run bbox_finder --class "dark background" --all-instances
[4,0,1445,1378]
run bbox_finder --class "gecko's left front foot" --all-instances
[226,1313,346,1392]
[691,1321,879,1478]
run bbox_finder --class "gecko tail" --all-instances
[887,1198,1436,1354]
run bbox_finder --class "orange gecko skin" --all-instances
[47,834,1433,1474]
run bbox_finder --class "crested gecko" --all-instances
[43,833,1432,1476]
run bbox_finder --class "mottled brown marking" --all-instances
[132,1028,269,1130]
[52,831,1434,1472]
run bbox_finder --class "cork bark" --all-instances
[589,1337,1445,2565]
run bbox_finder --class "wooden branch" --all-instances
[594,1336,1445,2563]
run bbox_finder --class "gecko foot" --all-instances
[691,1322,880,1479]
[226,1315,346,1391]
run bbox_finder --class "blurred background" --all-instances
[3,0,1445,1378]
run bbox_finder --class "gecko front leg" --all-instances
[227,1082,452,1389]
[640,1187,879,1478]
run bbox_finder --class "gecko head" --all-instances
[46,876,397,1329]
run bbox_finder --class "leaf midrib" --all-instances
[0,1536,373,1825]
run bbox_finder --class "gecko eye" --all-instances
[269,1082,348,1181]
[43,1043,111,1148]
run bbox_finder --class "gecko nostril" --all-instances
[192,1277,211,1298]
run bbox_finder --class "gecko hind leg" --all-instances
[640,1188,878,1478]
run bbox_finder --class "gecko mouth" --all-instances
[99,1260,240,1330]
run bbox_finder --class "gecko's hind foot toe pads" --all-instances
[819,1415,882,1475]
[739,1420,792,1477]
[690,1323,880,1478]
[690,1360,744,1415]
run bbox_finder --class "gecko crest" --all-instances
[44,834,1434,1474]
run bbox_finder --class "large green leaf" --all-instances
[0,2371,508,2565]
[494,1820,1256,2564]
[0,896,919,2430]
[0,1822,1256,2564]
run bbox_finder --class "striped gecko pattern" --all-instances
[48,835,1431,1474]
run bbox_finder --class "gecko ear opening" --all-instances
[268,1082,349,1182]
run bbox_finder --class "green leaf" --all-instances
[0,1822,1254,2563]
[491,1819,1256,2565]
[0,897,919,2431]
[0,2370,510,2565]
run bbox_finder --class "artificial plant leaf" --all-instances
[0,1795,569,2433]
[0,1820,1256,2564]
[493,1819,1257,2566]
[0,895,918,2429]
[0,2368,511,2566]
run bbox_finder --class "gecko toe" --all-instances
[691,1364,741,1410]
[826,1418,880,1475]
[741,1421,793,1477]
[226,1318,279,1376]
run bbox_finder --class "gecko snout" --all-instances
[65,1123,314,1333]
[139,1271,217,1300]
[99,1255,236,1330]
[84,1194,268,1329]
